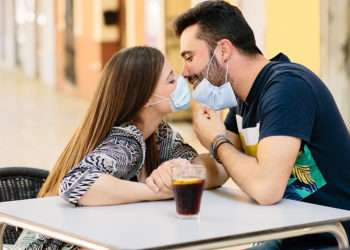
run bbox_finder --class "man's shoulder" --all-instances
[261,69,315,102]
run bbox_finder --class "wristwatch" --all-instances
[209,134,232,164]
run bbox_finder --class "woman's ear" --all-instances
[144,101,152,108]
[144,96,157,108]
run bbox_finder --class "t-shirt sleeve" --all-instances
[259,76,317,143]
[224,107,239,134]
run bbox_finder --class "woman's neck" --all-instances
[133,108,163,140]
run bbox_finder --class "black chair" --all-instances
[0,167,49,244]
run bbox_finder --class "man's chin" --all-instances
[192,78,203,89]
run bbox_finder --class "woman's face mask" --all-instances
[148,75,191,112]
[192,47,238,110]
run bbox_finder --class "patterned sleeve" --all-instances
[59,125,145,205]
[13,229,78,250]
[157,121,198,162]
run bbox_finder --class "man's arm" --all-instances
[225,130,242,151]
[216,135,300,205]
[191,129,241,189]
[192,153,229,189]
[193,77,317,205]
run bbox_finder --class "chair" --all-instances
[0,167,49,245]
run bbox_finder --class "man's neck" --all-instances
[231,54,269,101]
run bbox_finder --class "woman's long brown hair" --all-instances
[38,47,164,197]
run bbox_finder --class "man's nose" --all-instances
[182,65,190,79]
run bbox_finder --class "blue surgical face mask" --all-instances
[149,75,191,112]
[192,48,237,110]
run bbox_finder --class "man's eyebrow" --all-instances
[181,51,193,58]
[166,70,174,81]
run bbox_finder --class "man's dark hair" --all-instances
[173,0,261,55]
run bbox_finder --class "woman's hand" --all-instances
[145,158,190,193]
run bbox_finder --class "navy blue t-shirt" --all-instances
[224,53,350,238]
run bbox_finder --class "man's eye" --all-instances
[185,56,193,62]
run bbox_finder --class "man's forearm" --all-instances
[192,154,228,189]
[216,143,283,205]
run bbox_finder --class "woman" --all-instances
[14,46,200,249]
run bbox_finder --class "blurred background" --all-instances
[0,0,349,171]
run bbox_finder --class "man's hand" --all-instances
[145,158,190,193]
[193,106,226,149]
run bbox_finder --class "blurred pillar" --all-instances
[144,0,165,51]
[36,0,56,87]
[320,0,350,126]
[15,0,38,78]
[125,0,145,47]
[0,0,17,68]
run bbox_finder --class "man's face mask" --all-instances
[149,75,191,112]
[192,47,238,110]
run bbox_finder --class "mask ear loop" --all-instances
[206,47,217,78]
[225,62,229,83]
[146,95,169,107]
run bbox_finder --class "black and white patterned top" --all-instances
[16,121,197,250]
[59,121,197,205]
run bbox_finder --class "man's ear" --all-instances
[217,39,234,63]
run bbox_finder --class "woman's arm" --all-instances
[59,125,159,206]
[78,174,172,206]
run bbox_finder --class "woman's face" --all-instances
[147,60,177,114]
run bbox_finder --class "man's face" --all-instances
[180,24,211,88]
[180,24,226,88]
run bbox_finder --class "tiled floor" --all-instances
[0,68,88,170]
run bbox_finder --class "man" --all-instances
[173,1,350,249]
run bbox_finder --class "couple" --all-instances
[16,1,350,250]
[14,46,224,249]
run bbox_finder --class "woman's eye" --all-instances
[185,57,193,62]
[169,79,176,84]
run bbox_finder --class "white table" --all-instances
[0,187,349,250]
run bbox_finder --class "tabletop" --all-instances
[0,187,349,249]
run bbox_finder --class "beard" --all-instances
[189,55,229,88]
[204,56,227,86]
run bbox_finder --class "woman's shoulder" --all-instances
[110,123,144,139]
[156,120,175,140]
[96,123,146,156]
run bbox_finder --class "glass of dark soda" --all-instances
[172,163,206,219]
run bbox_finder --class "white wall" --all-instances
[15,0,37,77]
[237,0,266,53]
